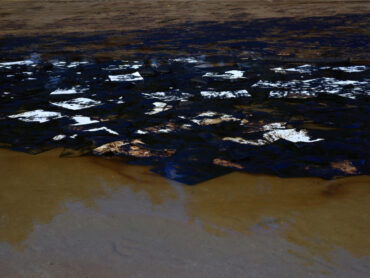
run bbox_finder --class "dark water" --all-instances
[0,15,369,184]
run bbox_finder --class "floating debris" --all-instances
[108,72,143,82]
[93,140,175,158]
[50,87,87,95]
[142,91,191,102]
[213,158,244,170]
[66,61,89,68]
[203,70,245,80]
[172,57,200,64]
[0,60,34,67]
[8,110,63,123]
[84,127,119,136]
[145,102,172,115]
[271,65,316,74]
[253,78,370,99]
[223,123,323,145]
[51,98,102,110]
[52,134,67,141]
[201,89,250,99]
[191,112,240,126]
[332,66,367,73]
[71,116,99,126]
[331,160,357,174]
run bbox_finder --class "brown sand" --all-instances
[0,148,369,277]
[1,0,370,36]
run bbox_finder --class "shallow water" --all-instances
[0,148,369,277]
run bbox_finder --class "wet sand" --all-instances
[0,148,369,277]
[1,1,370,36]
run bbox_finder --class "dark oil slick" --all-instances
[1,15,369,184]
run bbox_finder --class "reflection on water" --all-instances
[0,147,369,264]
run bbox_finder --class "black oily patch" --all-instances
[0,15,369,184]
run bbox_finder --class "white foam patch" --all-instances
[197,111,218,117]
[203,70,245,80]
[263,129,323,143]
[219,114,240,121]
[145,102,172,115]
[85,127,119,136]
[51,98,102,110]
[136,130,148,135]
[333,66,367,73]
[103,62,142,71]
[8,110,63,123]
[71,116,99,126]
[67,61,89,68]
[271,65,316,74]
[172,57,200,64]
[53,134,67,141]
[191,112,240,125]
[108,72,143,82]
[52,61,67,67]
[223,137,266,146]
[50,87,87,95]
[0,60,34,67]
[156,129,172,133]
[262,122,286,131]
[201,89,250,99]
[252,78,370,99]
[142,90,191,102]
[129,64,142,70]
[223,122,323,145]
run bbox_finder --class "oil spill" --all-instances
[1,16,369,184]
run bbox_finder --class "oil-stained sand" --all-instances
[1,1,369,61]
[0,148,369,277]
[1,0,370,36]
